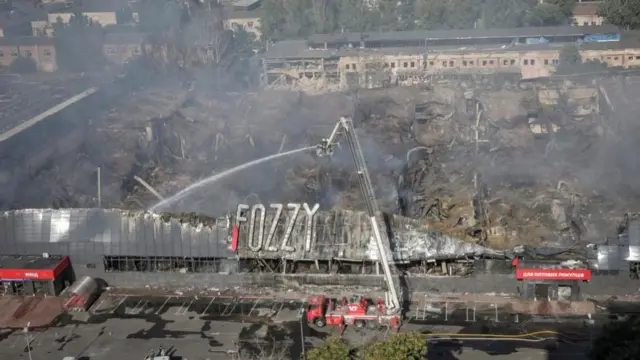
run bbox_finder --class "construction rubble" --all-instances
[6,75,640,251]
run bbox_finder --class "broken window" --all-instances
[104,256,221,273]
[469,60,474,65]
[403,62,408,68]
[391,62,396,68]
[352,63,357,70]
[247,21,254,27]
[429,61,434,66]
[503,59,508,65]
[544,59,549,65]
[482,60,487,66]
[43,49,51,57]
[636,56,640,60]
[530,59,535,65]
[488,60,494,65]
[614,56,619,60]
[384,62,389,68]
[410,61,415,68]
[462,60,467,67]
[553,59,559,65]
[0,51,3,58]
[523,59,529,65]
[345,64,350,70]
[630,56,634,60]
[449,60,454,67]
[442,61,447,67]
[510,59,515,65]
[25,50,32,57]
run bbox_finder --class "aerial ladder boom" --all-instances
[316,116,402,313]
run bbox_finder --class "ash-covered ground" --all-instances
[4,73,640,250]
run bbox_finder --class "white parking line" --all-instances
[156,297,172,315]
[111,296,128,314]
[127,300,143,315]
[222,299,238,316]
[89,298,107,314]
[175,299,193,316]
[134,300,149,315]
[248,298,262,317]
[202,297,216,316]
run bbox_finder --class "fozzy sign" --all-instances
[236,203,320,253]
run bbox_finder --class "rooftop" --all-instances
[0,36,54,46]
[222,0,262,10]
[0,5,48,28]
[308,24,620,45]
[0,255,65,270]
[104,32,146,45]
[48,0,131,14]
[225,7,262,19]
[264,36,640,60]
[573,2,600,16]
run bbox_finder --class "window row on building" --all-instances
[263,43,640,89]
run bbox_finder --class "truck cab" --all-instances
[306,295,328,327]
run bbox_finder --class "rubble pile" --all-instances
[8,76,640,250]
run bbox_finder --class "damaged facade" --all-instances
[0,208,498,277]
[262,25,640,92]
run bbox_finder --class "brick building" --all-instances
[0,36,57,72]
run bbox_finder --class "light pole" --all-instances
[23,321,32,360]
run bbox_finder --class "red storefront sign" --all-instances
[516,268,591,281]
[0,256,70,281]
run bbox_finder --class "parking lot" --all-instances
[0,293,594,359]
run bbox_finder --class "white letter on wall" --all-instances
[303,203,319,252]
[248,204,265,252]
[281,203,300,252]
[236,204,249,225]
[264,203,283,252]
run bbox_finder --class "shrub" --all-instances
[10,56,37,73]
[363,332,427,360]
[307,336,351,360]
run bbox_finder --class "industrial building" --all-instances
[262,25,640,91]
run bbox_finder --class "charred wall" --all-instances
[0,208,494,266]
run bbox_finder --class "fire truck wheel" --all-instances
[314,318,326,328]
[355,320,366,329]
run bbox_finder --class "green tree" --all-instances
[137,0,183,34]
[307,336,351,360]
[52,13,105,72]
[598,0,640,29]
[261,0,311,40]
[590,316,640,360]
[363,332,428,360]
[556,43,608,74]
[559,43,582,65]
[336,0,378,32]
[477,0,537,28]
[9,56,37,73]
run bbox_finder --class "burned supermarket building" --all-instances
[0,207,638,295]
[0,207,495,275]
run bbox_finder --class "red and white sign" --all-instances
[0,256,70,281]
[516,268,591,281]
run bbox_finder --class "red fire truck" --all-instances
[308,116,403,330]
[306,294,401,329]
